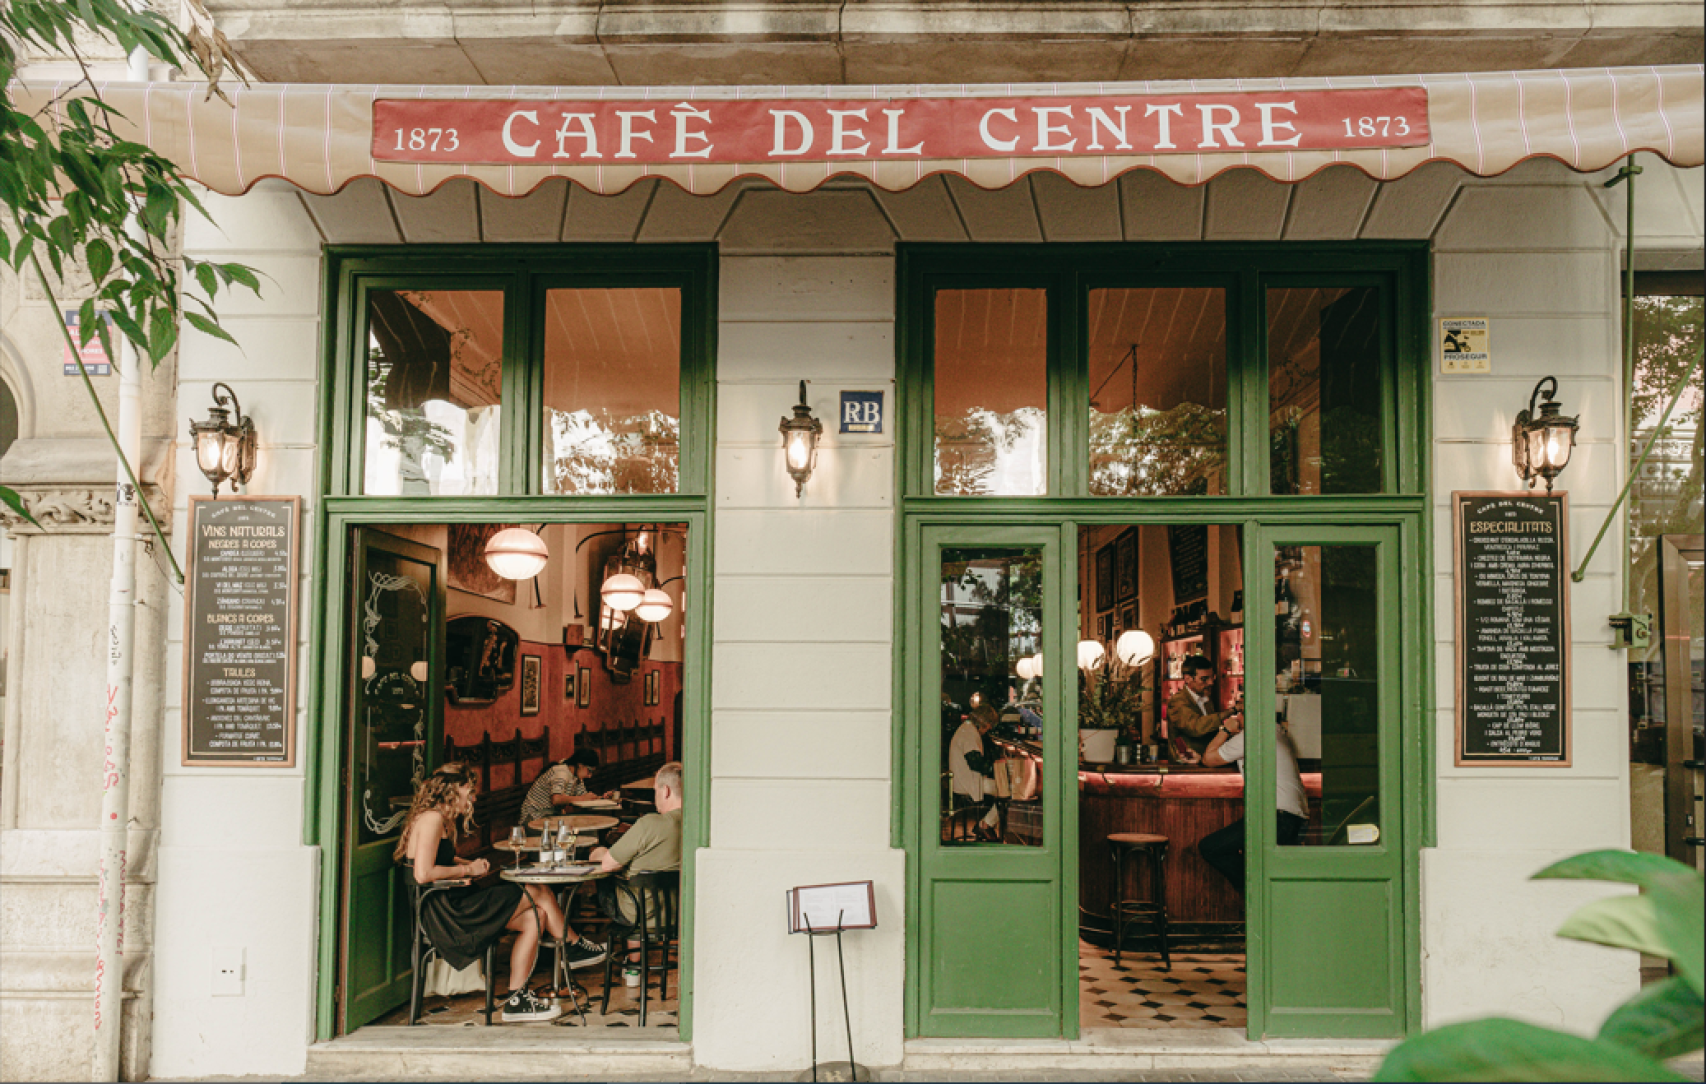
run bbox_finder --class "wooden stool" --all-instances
[1108,832,1170,971]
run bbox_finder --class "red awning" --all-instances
[10,65,1701,197]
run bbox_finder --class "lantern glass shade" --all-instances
[634,588,674,623]
[193,425,227,479]
[1015,657,1036,681]
[602,573,646,612]
[1077,640,1106,671]
[483,527,550,580]
[1115,629,1155,666]
[785,428,816,473]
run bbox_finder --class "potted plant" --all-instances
[1078,641,1150,763]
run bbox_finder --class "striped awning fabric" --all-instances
[10,65,1702,196]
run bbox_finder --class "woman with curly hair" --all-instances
[397,763,607,1022]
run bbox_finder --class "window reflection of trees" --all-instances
[934,407,1046,496]
[548,408,680,495]
[940,550,1043,685]
[1089,402,1225,496]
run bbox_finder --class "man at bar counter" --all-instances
[1196,712,1309,894]
[1167,656,1242,760]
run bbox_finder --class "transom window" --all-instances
[907,251,1420,499]
[333,250,713,499]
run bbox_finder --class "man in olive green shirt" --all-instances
[591,761,683,928]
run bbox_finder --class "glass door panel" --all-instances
[1250,525,1405,1039]
[915,525,1069,1038]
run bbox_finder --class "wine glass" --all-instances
[508,825,526,868]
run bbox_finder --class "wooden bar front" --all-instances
[1078,767,1323,925]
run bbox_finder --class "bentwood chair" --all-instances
[402,863,498,1026]
[599,870,681,1027]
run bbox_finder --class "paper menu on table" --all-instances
[787,880,877,933]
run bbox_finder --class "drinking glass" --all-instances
[508,825,526,867]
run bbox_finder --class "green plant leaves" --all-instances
[1600,977,1706,1061]
[0,486,39,528]
[1536,850,1705,998]
[1372,1019,1687,1082]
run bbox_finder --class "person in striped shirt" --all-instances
[519,749,615,825]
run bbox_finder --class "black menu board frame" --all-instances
[1453,491,1571,767]
[181,495,301,767]
[1167,523,1210,606]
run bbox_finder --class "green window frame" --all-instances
[324,245,717,499]
[306,244,718,1042]
[894,241,1435,1041]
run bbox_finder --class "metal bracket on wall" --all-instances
[1607,611,1653,651]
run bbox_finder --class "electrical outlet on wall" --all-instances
[212,946,245,997]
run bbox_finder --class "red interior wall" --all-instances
[444,639,683,791]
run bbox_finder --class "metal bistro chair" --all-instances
[402,863,498,1026]
[599,870,681,1027]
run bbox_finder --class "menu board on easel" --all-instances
[1454,492,1570,766]
[181,496,301,766]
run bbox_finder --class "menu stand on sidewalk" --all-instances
[787,881,877,1084]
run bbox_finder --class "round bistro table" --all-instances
[500,863,613,1024]
[529,814,620,834]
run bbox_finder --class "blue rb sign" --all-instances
[839,391,884,434]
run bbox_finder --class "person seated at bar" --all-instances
[519,748,618,826]
[1167,656,1242,760]
[398,763,608,1024]
[590,760,684,979]
[1195,713,1309,894]
[948,701,1003,841]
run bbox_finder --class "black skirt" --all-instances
[419,842,525,971]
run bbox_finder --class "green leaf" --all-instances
[0,486,40,529]
[192,260,219,301]
[221,262,261,295]
[1599,976,1705,1061]
[183,311,238,348]
[1557,895,1670,957]
[85,238,112,284]
[147,306,177,364]
[1535,850,1695,890]
[1651,875,1706,997]
[1372,1018,1687,1082]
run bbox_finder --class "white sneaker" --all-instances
[500,988,563,1023]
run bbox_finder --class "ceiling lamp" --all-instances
[1032,653,1043,677]
[602,572,646,613]
[1512,376,1579,492]
[483,527,550,580]
[1015,656,1036,682]
[635,588,674,624]
[1077,640,1106,671]
[1115,629,1155,667]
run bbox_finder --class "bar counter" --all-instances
[1078,763,1323,926]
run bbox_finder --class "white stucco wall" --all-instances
[1420,157,1703,1034]
[152,182,326,1079]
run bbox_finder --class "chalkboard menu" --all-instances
[1167,524,1210,605]
[1454,492,1570,766]
[181,496,300,766]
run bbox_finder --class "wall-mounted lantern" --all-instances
[483,527,550,580]
[1512,376,1578,492]
[778,380,823,497]
[188,382,257,497]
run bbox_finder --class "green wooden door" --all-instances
[1246,524,1408,1038]
[911,524,1073,1038]
[339,529,444,1032]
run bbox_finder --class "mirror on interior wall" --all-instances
[445,615,519,704]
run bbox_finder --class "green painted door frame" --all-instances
[303,246,718,1041]
[893,243,1434,1041]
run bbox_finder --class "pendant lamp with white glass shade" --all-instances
[483,527,550,581]
[635,588,674,624]
[601,572,646,613]
[1077,640,1107,671]
[1115,629,1156,667]
[1015,656,1036,682]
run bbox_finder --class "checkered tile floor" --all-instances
[1079,941,1247,1030]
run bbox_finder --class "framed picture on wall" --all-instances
[577,665,592,708]
[1116,529,1139,602]
[564,670,575,701]
[646,671,660,706]
[1095,543,1115,611]
[1121,603,1138,637]
[519,655,541,716]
